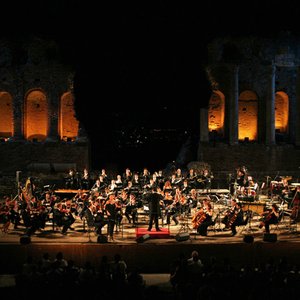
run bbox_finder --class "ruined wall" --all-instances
[199,33,300,172]
[0,37,89,173]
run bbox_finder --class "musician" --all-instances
[140,168,150,187]
[80,168,90,190]
[115,175,124,190]
[170,174,181,188]
[93,202,107,235]
[259,203,279,234]
[290,186,300,223]
[163,180,173,194]
[114,198,123,232]
[186,168,198,189]
[165,195,180,226]
[196,199,213,236]
[125,193,138,226]
[59,203,75,235]
[236,167,246,188]
[187,189,199,209]
[25,199,48,235]
[181,179,191,196]
[7,196,21,229]
[123,168,133,185]
[131,173,141,191]
[84,201,97,231]
[174,168,183,187]
[222,198,244,236]
[155,170,165,189]
[144,187,163,231]
[65,169,77,189]
[200,169,213,192]
[100,168,110,184]
[104,192,118,241]
[91,175,107,193]
[280,178,292,201]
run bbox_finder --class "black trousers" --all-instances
[148,213,159,230]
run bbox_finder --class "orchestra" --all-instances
[1,165,299,241]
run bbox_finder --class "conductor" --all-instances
[144,187,163,232]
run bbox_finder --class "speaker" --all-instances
[243,235,254,243]
[136,234,151,243]
[263,233,277,242]
[97,234,108,243]
[175,232,190,242]
[20,235,31,245]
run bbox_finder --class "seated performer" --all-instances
[124,193,138,226]
[192,198,214,236]
[199,169,213,191]
[222,198,245,236]
[259,203,279,233]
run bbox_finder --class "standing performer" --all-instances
[104,193,118,241]
[144,187,164,232]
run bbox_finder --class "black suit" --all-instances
[144,191,163,231]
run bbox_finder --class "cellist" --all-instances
[196,198,214,236]
[259,203,279,233]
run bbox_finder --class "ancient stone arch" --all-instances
[60,92,79,141]
[0,91,13,140]
[208,90,225,135]
[24,89,48,141]
[238,90,258,141]
[275,91,289,133]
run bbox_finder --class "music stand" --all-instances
[177,212,192,234]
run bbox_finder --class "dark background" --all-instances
[2,1,300,172]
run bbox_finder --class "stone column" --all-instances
[265,64,276,145]
[199,107,209,142]
[295,67,300,146]
[229,65,239,145]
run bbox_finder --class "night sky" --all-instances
[2,1,300,172]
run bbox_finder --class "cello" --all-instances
[191,208,206,229]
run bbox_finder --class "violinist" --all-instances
[165,189,180,226]
[124,193,138,227]
[259,203,279,233]
[50,200,74,235]
[195,198,214,236]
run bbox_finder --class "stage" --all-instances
[1,214,300,274]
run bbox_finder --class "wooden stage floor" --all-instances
[1,214,300,274]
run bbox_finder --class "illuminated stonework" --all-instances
[208,90,225,134]
[0,92,13,138]
[238,90,258,141]
[25,90,48,141]
[60,92,79,141]
[275,91,289,133]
